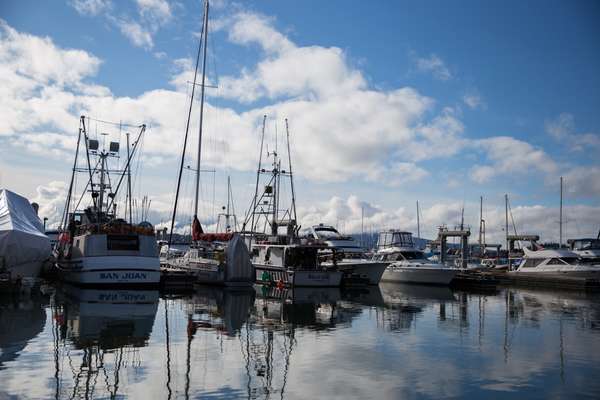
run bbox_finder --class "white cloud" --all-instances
[545,112,600,151]
[69,0,172,50]
[562,167,600,199]
[116,19,154,49]
[469,136,557,183]
[136,0,172,26]
[463,89,485,110]
[70,0,112,16]
[415,53,452,81]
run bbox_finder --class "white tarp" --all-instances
[0,189,51,273]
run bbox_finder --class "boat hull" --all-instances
[254,264,343,287]
[57,256,160,287]
[380,266,457,285]
[325,260,388,285]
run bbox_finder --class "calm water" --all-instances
[1,283,600,399]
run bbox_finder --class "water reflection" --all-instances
[0,292,47,369]
[52,286,159,399]
[0,284,599,399]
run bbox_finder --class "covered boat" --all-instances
[0,189,50,280]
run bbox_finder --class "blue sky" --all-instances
[0,0,599,241]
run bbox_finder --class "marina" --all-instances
[1,0,600,398]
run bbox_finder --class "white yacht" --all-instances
[510,247,600,275]
[303,224,388,284]
[161,1,254,287]
[374,230,458,285]
[54,116,160,287]
[568,238,600,265]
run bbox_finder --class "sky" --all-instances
[0,0,599,243]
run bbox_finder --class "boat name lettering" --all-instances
[99,272,148,280]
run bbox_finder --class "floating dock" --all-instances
[493,271,600,291]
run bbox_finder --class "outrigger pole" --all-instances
[245,115,267,247]
[285,119,297,224]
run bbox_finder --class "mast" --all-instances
[61,119,84,230]
[247,115,267,243]
[193,0,210,218]
[168,1,207,247]
[478,196,483,246]
[416,200,420,239]
[226,175,231,232]
[126,132,133,224]
[559,176,563,247]
[285,119,297,223]
[505,194,509,253]
[361,205,365,248]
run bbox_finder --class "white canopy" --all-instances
[0,189,51,270]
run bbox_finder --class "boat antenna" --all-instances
[168,0,208,247]
[285,119,297,224]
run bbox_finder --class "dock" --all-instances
[492,271,600,291]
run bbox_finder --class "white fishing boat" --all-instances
[568,238,600,265]
[0,189,51,281]
[375,230,457,285]
[242,118,342,287]
[303,224,388,284]
[510,247,600,275]
[54,117,160,287]
[162,0,254,287]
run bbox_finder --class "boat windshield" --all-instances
[400,251,426,260]
[572,239,600,250]
[377,231,414,248]
[315,227,343,239]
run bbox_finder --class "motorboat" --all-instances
[374,230,457,285]
[251,238,343,287]
[0,189,51,281]
[568,238,600,265]
[54,117,160,287]
[162,2,254,287]
[303,224,388,284]
[509,247,600,275]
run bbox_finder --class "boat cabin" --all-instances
[377,230,415,250]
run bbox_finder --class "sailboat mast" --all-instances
[416,201,420,239]
[479,196,483,246]
[167,1,207,247]
[505,194,509,253]
[126,132,133,223]
[559,176,563,247]
[285,119,297,223]
[226,175,231,232]
[193,0,210,218]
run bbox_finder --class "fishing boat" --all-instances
[242,117,343,287]
[509,247,600,275]
[303,224,388,284]
[54,117,160,286]
[161,0,254,287]
[374,230,457,285]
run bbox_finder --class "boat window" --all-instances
[107,234,139,251]
[522,258,543,268]
[401,251,425,260]
[314,228,342,239]
[547,258,563,265]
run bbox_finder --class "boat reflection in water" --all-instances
[0,293,46,369]
[52,285,159,399]
[1,283,600,399]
